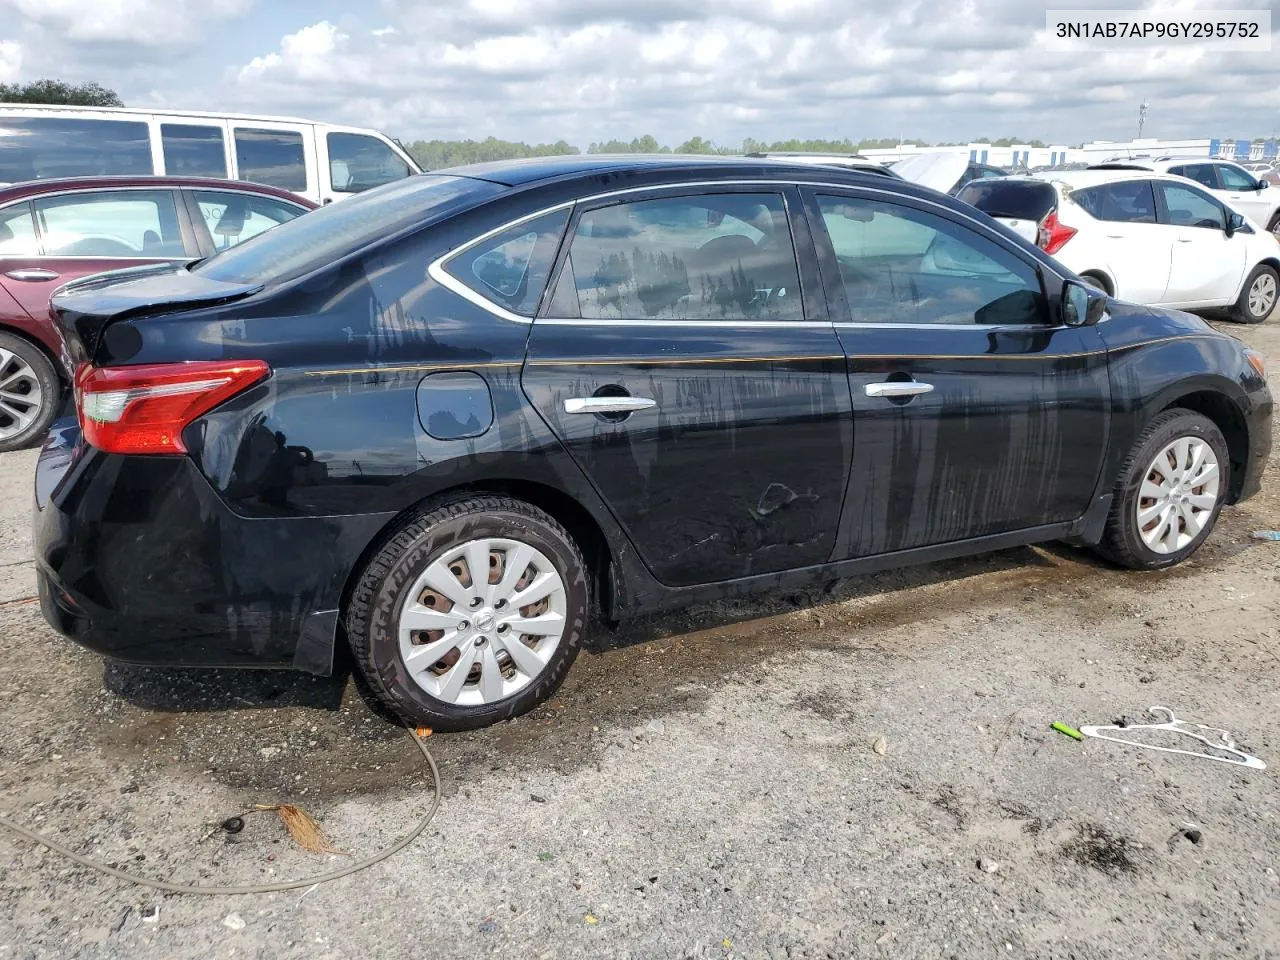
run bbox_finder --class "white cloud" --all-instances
[0,41,21,82]
[6,0,251,47]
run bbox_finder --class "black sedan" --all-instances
[34,156,1272,730]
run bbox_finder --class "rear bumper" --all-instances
[33,422,394,673]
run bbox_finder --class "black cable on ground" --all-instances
[0,726,440,895]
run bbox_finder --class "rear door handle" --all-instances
[1175,237,1194,243]
[564,396,657,414]
[4,268,59,282]
[864,381,934,398]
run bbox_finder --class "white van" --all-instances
[0,105,421,204]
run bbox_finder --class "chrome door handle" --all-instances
[563,396,657,415]
[4,268,59,282]
[864,381,934,398]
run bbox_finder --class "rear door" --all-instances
[182,188,310,256]
[802,187,1110,555]
[1070,179,1172,302]
[1155,180,1248,304]
[155,117,232,179]
[519,186,853,586]
[955,178,1056,244]
[0,187,197,329]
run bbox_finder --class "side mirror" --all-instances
[1226,211,1246,237]
[1062,279,1108,327]
[1257,179,1269,191]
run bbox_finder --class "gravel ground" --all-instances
[1,315,1278,960]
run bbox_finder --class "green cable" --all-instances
[0,726,441,896]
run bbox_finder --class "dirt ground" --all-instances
[2,313,1279,960]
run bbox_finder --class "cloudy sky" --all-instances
[1,0,1277,148]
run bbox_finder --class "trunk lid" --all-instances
[49,263,262,368]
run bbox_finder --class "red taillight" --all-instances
[74,360,270,455]
[1037,210,1077,255]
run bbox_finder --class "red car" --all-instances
[0,176,315,450]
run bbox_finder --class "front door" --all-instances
[801,188,1111,557]
[521,186,852,586]
[1213,162,1271,226]
[1155,181,1248,304]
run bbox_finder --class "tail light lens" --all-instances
[75,360,270,455]
[1037,210,1077,255]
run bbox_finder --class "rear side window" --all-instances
[956,179,1057,222]
[32,189,186,257]
[234,128,307,191]
[555,193,803,321]
[194,174,502,285]
[327,133,412,193]
[0,117,152,182]
[190,190,308,251]
[443,209,569,317]
[0,203,38,255]
[1072,181,1157,223]
[1169,164,1218,190]
[161,124,227,178]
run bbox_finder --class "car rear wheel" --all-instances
[0,332,61,453]
[1095,409,1229,570]
[346,496,589,731]
[1230,264,1278,324]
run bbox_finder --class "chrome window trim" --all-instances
[427,178,1070,328]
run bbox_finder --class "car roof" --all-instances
[0,175,316,206]
[973,169,1192,192]
[434,153,907,188]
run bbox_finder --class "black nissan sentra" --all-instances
[34,156,1273,730]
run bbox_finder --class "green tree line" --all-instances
[403,134,1057,169]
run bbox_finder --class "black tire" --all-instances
[346,496,589,731]
[1267,212,1280,241]
[1094,409,1230,570]
[0,331,61,453]
[1229,264,1278,324]
[1079,272,1111,295]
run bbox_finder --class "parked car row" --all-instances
[30,155,1272,731]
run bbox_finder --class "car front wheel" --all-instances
[1096,409,1230,570]
[346,496,589,731]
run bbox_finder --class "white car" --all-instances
[956,170,1280,323]
[1091,156,1280,238]
[890,151,1009,195]
[743,152,901,180]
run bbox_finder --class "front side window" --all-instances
[816,195,1046,326]
[161,124,227,178]
[0,117,152,182]
[327,133,412,193]
[443,209,570,316]
[1073,181,1157,223]
[1159,183,1225,230]
[32,190,185,258]
[234,128,307,192]
[0,203,38,255]
[556,193,803,321]
[1217,163,1258,191]
[190,190,308,251]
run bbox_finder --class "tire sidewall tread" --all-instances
[1099,409,1230,570]
[0,331,60,452]
[1231,264,1277,324]
[346,496,588,731]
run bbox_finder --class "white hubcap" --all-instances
[1249,273,1277,318]
[1135,436,1221,555]
[0,347,42,440]
[397,537,567,706]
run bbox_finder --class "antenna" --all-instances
[1137,101,1149,139]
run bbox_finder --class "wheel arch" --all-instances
[1159,390,1250,502]
[336,476,623,636]
[0,323,64,382]
[1077,269,1115,296]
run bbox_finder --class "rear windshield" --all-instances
[193,174,503,285]
[956,179,1057,221]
